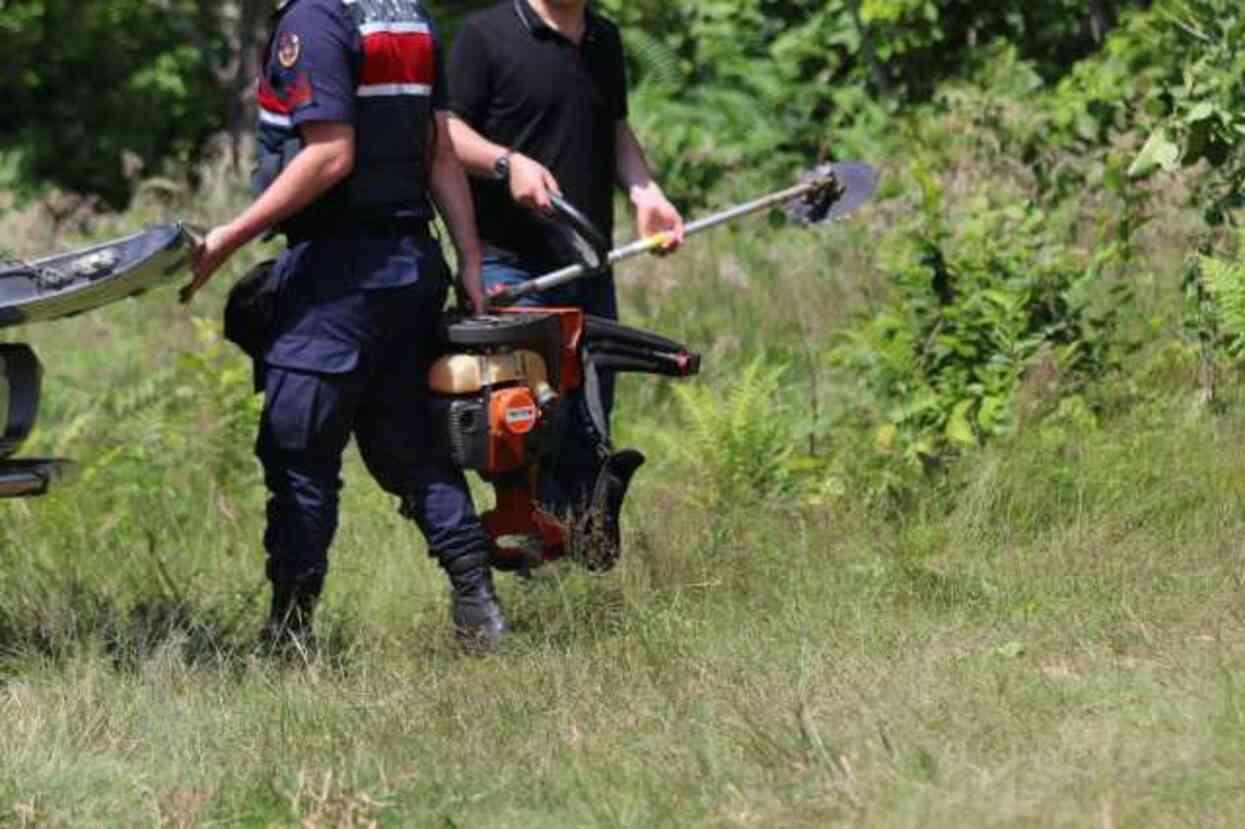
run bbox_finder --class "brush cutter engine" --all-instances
[431,308,699,572]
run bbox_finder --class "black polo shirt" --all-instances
[449,0,628,268]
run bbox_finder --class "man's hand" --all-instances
[181,224,241,304]
[631,184,685,255]
[509,154,561,213]
[458,261,487,315]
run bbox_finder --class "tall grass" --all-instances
[2,104,1244,826]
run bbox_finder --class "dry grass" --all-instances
[1,116,1243,826]
[2,340,1244,826]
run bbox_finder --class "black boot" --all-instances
[261,578,320,652]
[441,550,508,650]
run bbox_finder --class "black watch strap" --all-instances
[492,151,513,182]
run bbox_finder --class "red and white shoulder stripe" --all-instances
[255,75,308,129]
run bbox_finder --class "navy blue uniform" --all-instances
[253,0,491,597]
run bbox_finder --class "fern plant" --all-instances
[1182,233,1245,404]
[621,28,683,87]
[671,359,795,507]
[42,316,262,513]
[1199,253,1245,352]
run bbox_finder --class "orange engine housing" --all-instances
[431,306,696,572]
[429,309,587,568]
[487,386,539,472]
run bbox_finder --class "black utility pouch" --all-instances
[224,258,280,359]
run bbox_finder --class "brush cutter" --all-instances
[490,161,879,305]
[429,162,879,572]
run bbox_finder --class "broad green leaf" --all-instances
[1130,130,1181,177]
[1185,101,1217,123]
[945,399,977,446]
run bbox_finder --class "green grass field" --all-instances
[3,162,1245,827]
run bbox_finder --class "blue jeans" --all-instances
[482,257,618,515]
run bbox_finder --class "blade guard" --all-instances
[785,162,880,225]
[571,448,646,572]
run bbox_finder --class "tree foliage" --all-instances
[0,0,235,205]
[0,0,1153,206]
[1130,0,1245,227]
[593,0,1150,205]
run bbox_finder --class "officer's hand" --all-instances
[632,185,685,256]
[509,154,561,214]
[181,225,236,304]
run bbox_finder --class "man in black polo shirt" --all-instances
[448,0,684,523]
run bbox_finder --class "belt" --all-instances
[285,218,433,245]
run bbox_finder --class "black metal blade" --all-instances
[785,161,880,225]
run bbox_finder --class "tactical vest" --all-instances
[253,0,439,238]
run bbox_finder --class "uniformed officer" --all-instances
[186,0,507,648]
[446,0,684,523]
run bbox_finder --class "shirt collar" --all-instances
[513,0,599,43]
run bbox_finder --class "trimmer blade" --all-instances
[785,161,880,225]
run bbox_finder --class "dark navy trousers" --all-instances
[257,234,491,591]
[481,257,617,516]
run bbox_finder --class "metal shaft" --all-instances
[491,179,821,303]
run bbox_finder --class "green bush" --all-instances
[830,189,1133,471]
[598,0,1150,206]
[48,317,262,516]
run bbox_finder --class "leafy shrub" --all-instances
[49,317,262,515]
[1129,0,1245,227]
[830,190,1133,470]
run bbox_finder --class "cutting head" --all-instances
[785,161,880,225]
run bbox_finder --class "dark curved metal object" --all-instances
[0,344,73,497]
[0,222,193,328]
[0,459,76,498]
[0,344,42,458]
[0,225,197,498]
[583,315,701,377]
[571,447,646,572]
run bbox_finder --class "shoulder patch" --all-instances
[277,31,302,68]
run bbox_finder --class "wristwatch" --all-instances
[492,150,513,182]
